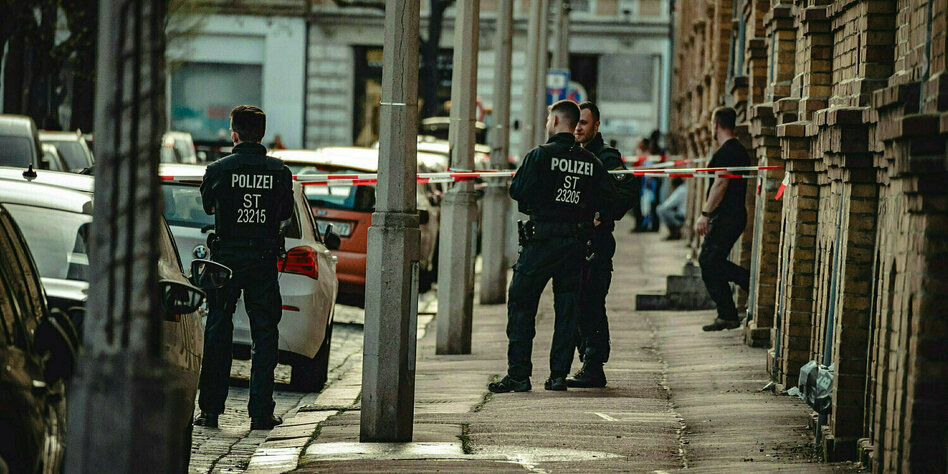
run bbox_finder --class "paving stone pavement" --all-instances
[188,314,366,474]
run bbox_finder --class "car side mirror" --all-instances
[418,209,430,226]
[189,259,232,290]
[323,224,341,251]
[34,308,79,383]
[160,280,206,317]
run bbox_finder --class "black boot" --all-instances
[566,363,607,388]
[544,376,567,391]
[488,375,531,393]
[702,317,741,331]
[194,412,219,428]
[250,415,283,430]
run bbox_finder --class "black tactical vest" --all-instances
[532,143,599,222]
[215,157,289,241]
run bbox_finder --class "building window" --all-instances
[171,62,262,142]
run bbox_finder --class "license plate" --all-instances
[316,220,352,237]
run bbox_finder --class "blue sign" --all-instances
[546,69,571,105]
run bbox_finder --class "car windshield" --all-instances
[0,136,34,168]
[4,204,90,281]
[162,183,302,238]
[299,168,376,212]
[46,139,91,169]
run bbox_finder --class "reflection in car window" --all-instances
[47,140,92,169]
[0,136,33,168]
[162,184,302,239]
[0,210,37,348]
[5,204,91,282]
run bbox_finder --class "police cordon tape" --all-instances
[159,165,784,188]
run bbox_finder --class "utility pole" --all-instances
[360,0,421,442]
[479,0,513,304]
[521,0,544,157]
[437,0,481,354]
[534,0,551,146]
[551,0,570,70]
[67,1,176,472]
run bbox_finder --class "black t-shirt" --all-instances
[707,138,750,218]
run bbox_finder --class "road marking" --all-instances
[594,412,618,421]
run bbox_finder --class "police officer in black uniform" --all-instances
[488,100,620,393]
[566,101,635,388]
[194,105,294,430]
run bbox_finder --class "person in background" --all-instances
[268,134,286,150]
[657,177,687,240]
[628,138,648,232]
[695,107,751,332]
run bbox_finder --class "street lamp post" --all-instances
[479,0,514,304]
[534,0,551,146]
[437,0,481,354]
[360,0,422,442]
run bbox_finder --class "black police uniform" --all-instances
[197,141,293,421]
[699,137,751,324]
[491,132,618,391]
[573,133,634,374]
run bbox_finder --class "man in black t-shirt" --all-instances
[694,107,751,331]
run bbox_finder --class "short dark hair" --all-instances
[712,106,737,131]
[578,101,600,122]
[230,105,266,143]
[549,100,580,129]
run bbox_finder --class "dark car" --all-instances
[0,203,79,473]
[0,174,221,469]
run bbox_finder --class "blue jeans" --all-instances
[198,247,282,418]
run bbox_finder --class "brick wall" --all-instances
[670,0,948,469]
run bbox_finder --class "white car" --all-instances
[160,163,339,391]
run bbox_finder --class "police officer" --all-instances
[566,101,634,388]
[193,105,294,430]
[488,100,619,393]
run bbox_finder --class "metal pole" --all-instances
[534,0,551,146]
[520,0,543,157]
[551,1,570,70]
[68,0,174,471]
[360,0,421,442]
[437,0,481,354]
[479,0,513,304]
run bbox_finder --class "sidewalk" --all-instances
[249,223,842,472]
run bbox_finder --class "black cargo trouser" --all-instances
[576,227,615,366]
[506,236,585,379]
[199,246,282,418]
[698,214,750,321]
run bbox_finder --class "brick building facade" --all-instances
[670,0,948,471]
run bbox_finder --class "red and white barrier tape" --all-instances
[159,165,784,187]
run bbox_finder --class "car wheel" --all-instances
[290,322,332,392]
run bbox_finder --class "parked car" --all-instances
[159,163,339,391]
[0,202,79,474]
[0,114,43,170]
[161,131,199,164]
[39,130,95,171]
[0,166,95,193]
[270,147,444,297]
[41,143,70,172]
[0,174,215,468]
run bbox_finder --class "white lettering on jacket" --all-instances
[550,157,593,176]
[231,174,274,189]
